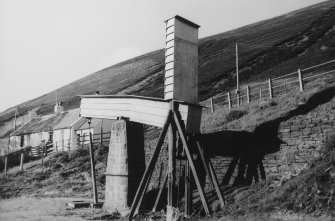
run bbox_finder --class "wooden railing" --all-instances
[202,59,335,113]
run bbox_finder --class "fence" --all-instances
[54,131,111,152]
[203,59,335,113]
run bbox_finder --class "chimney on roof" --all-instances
[28,109,37,122]
[54,101,64,115]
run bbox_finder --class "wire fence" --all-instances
[201,59,335,113]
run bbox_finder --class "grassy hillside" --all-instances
[1,0,335,124]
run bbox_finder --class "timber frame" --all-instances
[128,100,225,221]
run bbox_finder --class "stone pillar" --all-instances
[104,120,145,214]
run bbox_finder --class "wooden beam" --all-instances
[135,169,154,215]
[195,137,225,208]
[89,131,98,204]
[172,111,210,216]
[184,160,191,218]
[152,172,168,213]
[129,111,172,221]
[168,102,177,209]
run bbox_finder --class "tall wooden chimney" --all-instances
[164,15,200,104]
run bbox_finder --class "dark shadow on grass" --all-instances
[200,86,335,186]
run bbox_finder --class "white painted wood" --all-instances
[166,25,174,35]
[165,76,174,86]
[165,84,173,93]
[79,96,201,132]
[166,40,174,49]
[166,32,174,42]
[166,18,175,27]
[165,47,174,57]
[165,62,174,70]
[165,69,174,78]
[165,54,174,63]
[164,92,173,100]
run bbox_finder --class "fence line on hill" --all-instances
[201,59,335,113]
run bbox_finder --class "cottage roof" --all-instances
[53,109,81,130]
[11,113,65,136]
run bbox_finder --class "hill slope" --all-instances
[1,0,335,124]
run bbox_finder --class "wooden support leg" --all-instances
[20,151,24,172]
[89,132,98,204]
[184,160,191,218]
[195,138,225,208]
[129,111,172,221]
[135,169,154,215]
[172,111,210,216]
[168,122,176,212]
[152,172,168,213]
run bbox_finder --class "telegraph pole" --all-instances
[236,43,239,91]
[236,43,240,106]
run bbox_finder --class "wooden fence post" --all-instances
[227,92,232,109]
[236,91,240,107]
[4,156,8,176]
[247,85,250,104]
[268,78,273,99]
[210,97,214,113]
[20,151,24,171]
[298,69,304,92]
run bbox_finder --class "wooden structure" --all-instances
[79,15,225,220]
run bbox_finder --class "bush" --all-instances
[226,110,247,122]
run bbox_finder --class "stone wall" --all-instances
[142,96,335,190]
[263,99,335,178]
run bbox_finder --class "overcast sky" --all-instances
[0,0,326,113]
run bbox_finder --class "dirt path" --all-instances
[0,196,104,221]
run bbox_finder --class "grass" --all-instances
[1,1,335,129]
[218,134,335,217]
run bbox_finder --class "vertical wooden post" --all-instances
[167,102,176,216]
[20,151,24,171]
[268,78,273,99]
[4,156,8,176]
[236,43,239,90]
[247,85,250,104]
[184,160,191,218]
[88,120,98,204]
[210,97,214,113]
[298,69,304,92]
[81,134,85,149]
[100,119,103,145]
[227,92,232,109]
[236,91,240,107]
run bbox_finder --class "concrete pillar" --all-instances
[104,120,145,214]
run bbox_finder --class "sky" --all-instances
[0,0,326,113]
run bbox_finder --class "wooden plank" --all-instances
[172,111,210,216]
[152,172,168,213]
[167,121,176,208]
[184,160,191,217]
[195,138,225,208]
[135,169,154,215]
[89,131,98,204]
[129,111,172,221]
